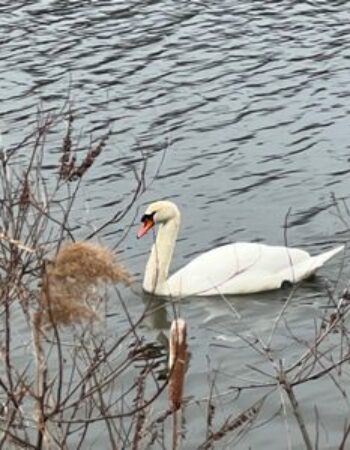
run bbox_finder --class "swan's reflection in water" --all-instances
[139,276,326,340]
[141,292,192,381]
[142,292,171,331]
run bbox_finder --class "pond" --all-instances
[1,0,350,448]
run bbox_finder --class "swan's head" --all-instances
[137,200,180,238]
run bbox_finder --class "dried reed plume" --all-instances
[59,111,75,180]
[59,110,109,181]
[168,319,187,412]
[39,241,131,327]
[69,133,109,180]
[51,241,131,285]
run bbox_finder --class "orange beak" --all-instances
[137,217,154,239]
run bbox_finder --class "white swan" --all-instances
[137,200,344,297]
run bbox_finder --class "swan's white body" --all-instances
[138,201,344,297]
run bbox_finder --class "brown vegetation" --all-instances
[168,318,187,412]
[38,241,131,327]
[0,107,349,449]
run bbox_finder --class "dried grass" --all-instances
[51,241,131,286]
[39,241,131,327]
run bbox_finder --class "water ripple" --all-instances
[0,0,349,254]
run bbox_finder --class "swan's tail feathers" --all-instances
[311,245,345,272]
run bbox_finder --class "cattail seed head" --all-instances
[168,319,187,412]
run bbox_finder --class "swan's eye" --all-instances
[141,212,155,223]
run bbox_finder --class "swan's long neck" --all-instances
[143,216,180,295]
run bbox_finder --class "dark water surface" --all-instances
[1,0,350,448]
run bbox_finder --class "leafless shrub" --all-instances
[200,285,350,449]
[198,396,265,450]
[0,106,349,450]
[0,106,163,449]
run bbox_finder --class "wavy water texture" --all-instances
[1,0,349,257]
[1,1,350,447]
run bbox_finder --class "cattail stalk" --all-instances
[168,319,187,450]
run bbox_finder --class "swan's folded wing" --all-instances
[166,243,312,297]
